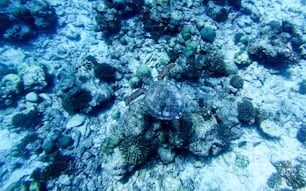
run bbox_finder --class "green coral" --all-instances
[5,180,42,191]
[129,75,141,88]
[100,134,123,154]
[200,26,216,43]
[183,40,198,58]
[181,25,196,40]
[136,64,151,79]
[159,53,171,65]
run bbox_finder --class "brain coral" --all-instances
[144,81,185,120]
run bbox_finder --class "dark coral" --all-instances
[296,124,306,146]
[210,0,241,9]
[237,98,256,124]
[230,75,244,89]
[62,87,93,114]
[11,110,43,129]
[11,133,41,159]
[248,39,295,67]
[228,0,242,10]
[203,49,228,77]
[31,154,73,181]
[167,117,192,148]
[94,63,116,83]
[298,80,306,95]
[267,172,282,188]
[206,7,228,23]
[169,45,228,80]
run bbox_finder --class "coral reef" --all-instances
[0,0,305,190]
[248,21,304,68]
[271,160,306,190]
[0,0,57,41]
[142,0,181,39]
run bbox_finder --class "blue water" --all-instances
[0,0,305,190]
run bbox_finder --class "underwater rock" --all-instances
[100,134,123,155]
[258,120,282,138]
[0,73,22,106]
[66,114,86,129]
[188,113,226,157]
[120,101,149,136]
[104,148,131,181]
[42,139,57,154]
[17,62,48,92]
[234,50,252,68]
[144,81,185,120]
[25,92,39,103]
[57,135,74,149]
[6,180,44,191]
[181,25,196,41]
[157,146,176,164]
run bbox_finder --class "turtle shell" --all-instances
[144,81,185,120]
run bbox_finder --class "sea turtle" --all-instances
[144,81,185,120]
[126,80,185,121]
